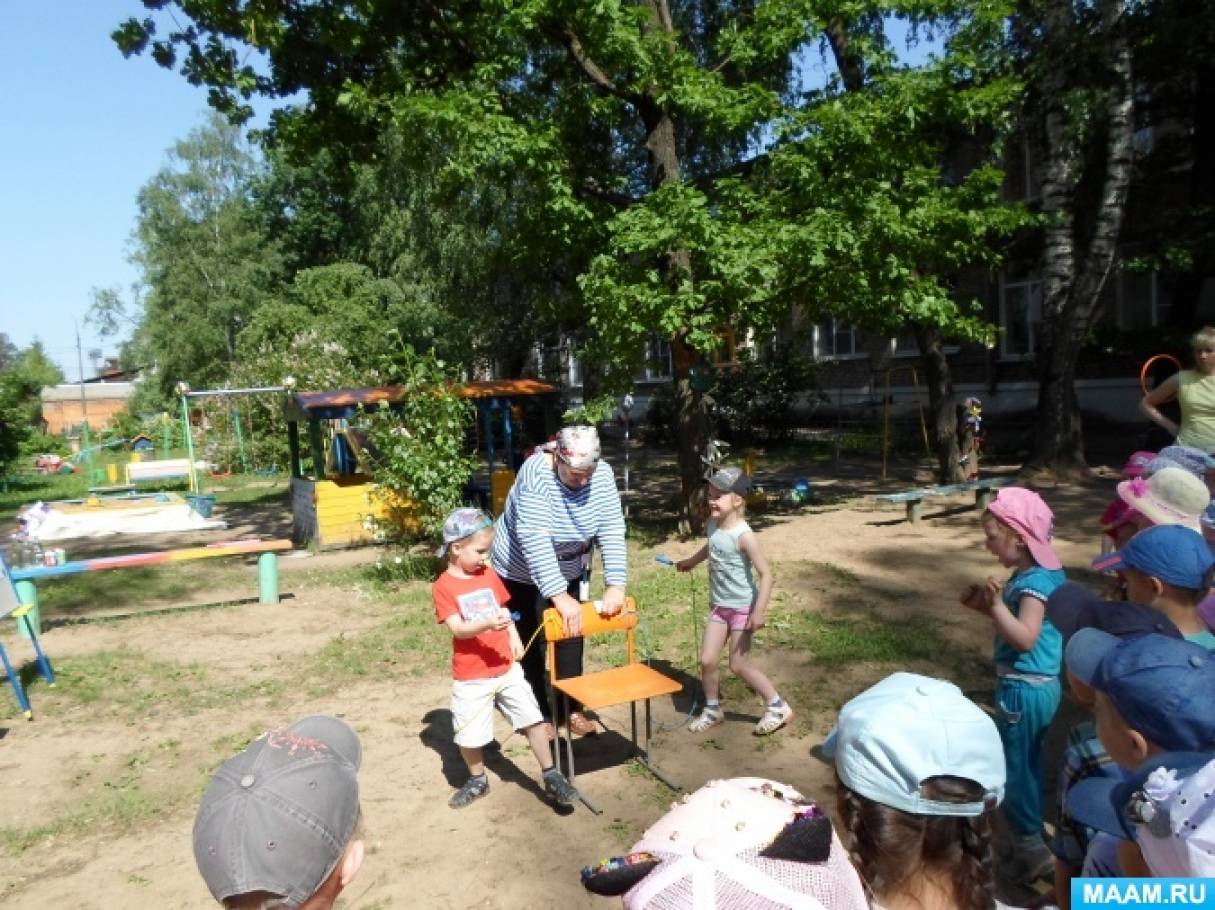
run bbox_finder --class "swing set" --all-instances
[176,383,289,494]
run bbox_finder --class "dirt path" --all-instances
[0,477,1113,908]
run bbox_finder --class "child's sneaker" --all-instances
[688,705,724,733]
[448,774,489,809]
[543,768,579,807]
[754,702,793,735]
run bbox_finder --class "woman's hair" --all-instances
[836,773,997,910]
[1192,326,1215,353]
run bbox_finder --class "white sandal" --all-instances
[754,703,793,736]
[688,706,724,733]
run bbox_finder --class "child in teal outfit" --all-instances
[960,486,1066,890]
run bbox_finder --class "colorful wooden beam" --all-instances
[10,539,292,582]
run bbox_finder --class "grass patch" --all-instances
[305,588,449,690]
[208,475,288,506]
[2,646,285,721]
[0,473,90,522]
[36,562,249,616]
[0,748,182,856]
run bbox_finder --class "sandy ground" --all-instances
[0,471,1114,909]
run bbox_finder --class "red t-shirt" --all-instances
[432,567,513,681]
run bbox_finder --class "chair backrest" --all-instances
[542,597,639,672]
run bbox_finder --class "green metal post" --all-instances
[180,393,199,493]
[258,552,280,604]
[14,580,40,640]
[232,406,250,474]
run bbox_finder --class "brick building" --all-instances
[40,382,137,436]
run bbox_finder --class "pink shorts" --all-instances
[709,605,751,632]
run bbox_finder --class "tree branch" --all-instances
[559,26,641,106]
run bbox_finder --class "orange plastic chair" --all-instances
[543,597,682,812]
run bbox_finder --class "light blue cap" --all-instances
[822,672,1005,817]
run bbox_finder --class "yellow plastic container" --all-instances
[106,462,119,483]
[491,468,516,516]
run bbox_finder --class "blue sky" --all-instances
[0,3,225,380]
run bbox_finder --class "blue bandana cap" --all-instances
[439,507,493,556]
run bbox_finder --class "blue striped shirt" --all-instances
[490,452,627,598]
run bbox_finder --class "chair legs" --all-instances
[1,607,54,720]
[0,643,32,720]
[17,609,55,688]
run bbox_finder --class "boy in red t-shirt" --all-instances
[433,508,579,809]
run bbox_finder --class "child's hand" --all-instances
[746,610,766,632]
[489,608,512,631]
[984,576,1002,610]
[676,558,693,573]
[510,633,525,661]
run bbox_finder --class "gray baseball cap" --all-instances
[193,715,362,907]
[708,465,752,496]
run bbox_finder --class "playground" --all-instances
[0,434,1124,908]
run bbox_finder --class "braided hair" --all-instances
[835,772,997,910]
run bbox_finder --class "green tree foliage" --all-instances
[0,340,65,472]
[118,1,1030,520]
[362,348,476,540]
[129,113,284,395]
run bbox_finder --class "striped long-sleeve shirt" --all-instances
[490,451,627,599]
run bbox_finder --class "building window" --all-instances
[567,345,583,387]
[999,278,1043,358]
[814,320,866,358]
[1117,270,1170,330]
[635,336,673,381]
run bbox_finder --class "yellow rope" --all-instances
[451,622,547,736]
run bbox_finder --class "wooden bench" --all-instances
[876,477,1013,523]
[8,539,293,638]
[125,458,192,485]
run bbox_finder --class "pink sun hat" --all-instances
[987,487,1062,570]
[1122,450,1157,479]
[1117,466,1209,532]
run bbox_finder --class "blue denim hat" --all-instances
[1145,445,1215,480]
[822,672,1005,817]
[1065,630,1215,752]
[1090,524,1215,589]
[1045,582,1182,644]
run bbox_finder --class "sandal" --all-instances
[688,706,724,733]
[753,703,793,736]
[568,711,597,737]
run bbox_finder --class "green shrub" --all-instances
[362,346,475,540]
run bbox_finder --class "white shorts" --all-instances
[451,662,544,749]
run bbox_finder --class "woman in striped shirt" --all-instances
[491,425,628,738]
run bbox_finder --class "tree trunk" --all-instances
[914,324,966,484]
[1028,0,1134,477]
[639,0,710,531]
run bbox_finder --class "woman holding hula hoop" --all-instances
[1140,326,1215,453]
[490,425,628,738]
